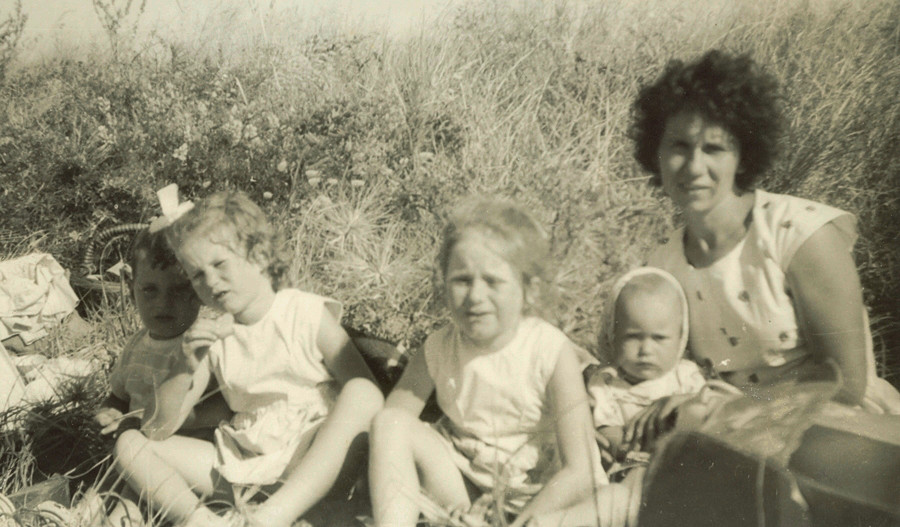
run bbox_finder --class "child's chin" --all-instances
[624,368,661,383]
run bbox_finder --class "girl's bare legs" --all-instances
[369,407,471,527]
[114,430,229,522]
[249,378,384,527]
[528,467,645,527]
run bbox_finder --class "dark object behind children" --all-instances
[639,385,900,526]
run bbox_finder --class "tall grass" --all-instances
[3,0,898,367]
[0,0,898,520]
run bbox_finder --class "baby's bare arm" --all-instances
[597,425,625,459]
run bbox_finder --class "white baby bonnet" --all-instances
[597,266,689,365]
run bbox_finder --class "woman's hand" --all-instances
[623,393,695,452]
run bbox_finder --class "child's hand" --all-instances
[95,408,143,435]
[624,393,694,451]
[182,313,234,370]
[94,407,124,434]
[594,428,616,468]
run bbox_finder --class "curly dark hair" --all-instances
[129,227,179,279]
[631,49,782,189]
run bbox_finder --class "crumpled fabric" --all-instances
[0,342,25,412]
[0,253,79,344]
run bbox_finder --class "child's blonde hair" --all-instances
[436,197,552,312]
[166,190,290,290]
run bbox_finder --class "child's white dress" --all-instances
[649,189,900,414]
[587,360,706,429]
[425,316,608,510]
[205,289,341,485]
[110,329,186,415]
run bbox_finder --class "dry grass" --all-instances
[0,0,898,524]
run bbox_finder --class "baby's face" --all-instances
[613,289,683,382]
[132,257,200,340]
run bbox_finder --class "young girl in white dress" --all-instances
[368,198,607,527]
[114,190,383,527]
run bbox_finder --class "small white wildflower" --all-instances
[202,180,212,189]
[350,179,364,187]
[277,159,289,173]
[305,169,321,178]
[326,178,338,185]
[243,124,258,141]
[173,143,189,162]
[308,177,322,186]
[263,191,273,200]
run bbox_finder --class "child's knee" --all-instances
[114,429,148,467]
[338,377,384,416]
[370,407,416,443]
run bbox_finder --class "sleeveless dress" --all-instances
[425,317,608,511]
[206,289,342,485]
[648,189,900,413]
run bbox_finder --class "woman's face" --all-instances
[658,111,742,215]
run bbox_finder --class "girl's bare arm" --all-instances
[317,307,380,387]
[512,346,600,527]
[142,363,210,440]
[383,345,434,416]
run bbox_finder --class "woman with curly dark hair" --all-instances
[622,49,900,447]
[531,49,900,527]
